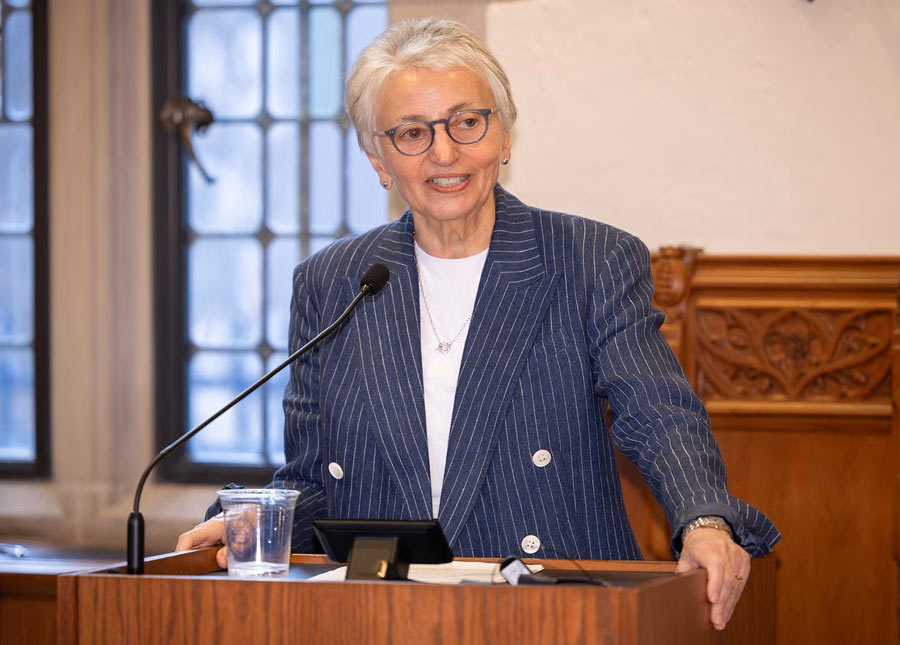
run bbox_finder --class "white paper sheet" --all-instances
[305,561,543,585]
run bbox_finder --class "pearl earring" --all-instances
[502,158,509,165]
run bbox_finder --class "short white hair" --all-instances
[345,19,517,156]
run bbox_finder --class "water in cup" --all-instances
[217,488,299,578]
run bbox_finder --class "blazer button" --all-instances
[328,462,344,480]
[532,449,552,467]
[521,535,541,554]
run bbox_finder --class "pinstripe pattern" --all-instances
[272,185,781,559]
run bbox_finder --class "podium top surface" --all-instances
[65,548,686,581]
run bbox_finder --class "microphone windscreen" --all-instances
[360,264,390,295]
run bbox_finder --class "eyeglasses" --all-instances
[375,108,494,156]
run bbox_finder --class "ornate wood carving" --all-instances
[651,246,698,312]
[694,307,893,402]
[650,246,699,357]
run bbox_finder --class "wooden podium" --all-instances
[55,550,774,644]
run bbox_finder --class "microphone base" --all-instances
[127,511,144,574]
[345,536,408,581]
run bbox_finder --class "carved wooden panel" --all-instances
[633,250,900,644]
[693,307,893,403]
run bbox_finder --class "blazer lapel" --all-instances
[438,187,560,546]
[354,216,432,519]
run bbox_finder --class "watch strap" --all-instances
[682,515,733,542]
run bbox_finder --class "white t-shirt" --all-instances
[415,242,489,518]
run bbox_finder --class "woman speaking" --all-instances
[178,19,779,630]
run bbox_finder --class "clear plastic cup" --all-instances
[217,488,300,578]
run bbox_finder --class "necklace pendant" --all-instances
[437,342,452,354]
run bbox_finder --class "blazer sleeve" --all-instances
[589,231,781,558]
[269,262,329,552]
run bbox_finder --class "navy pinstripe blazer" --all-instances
[273,185,780,560]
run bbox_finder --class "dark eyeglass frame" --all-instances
[375,108,495,156]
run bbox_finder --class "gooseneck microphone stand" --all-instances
[126,264,389,574]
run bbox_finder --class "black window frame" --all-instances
[154,1,271,485]
[154,1,381,484]
[0,0,50,480]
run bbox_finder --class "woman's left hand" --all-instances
[676,528,751,631]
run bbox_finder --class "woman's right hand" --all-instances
[175,514,228,570]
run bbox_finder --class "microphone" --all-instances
[360,263,389,295]
[127,264,390,574]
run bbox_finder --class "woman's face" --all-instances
[367,67,511,229]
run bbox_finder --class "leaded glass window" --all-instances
[157,1,387,478]
[0,0,47,476]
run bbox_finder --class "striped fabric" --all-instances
[272,185,781,560]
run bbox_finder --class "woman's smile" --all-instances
[427,175,470,190]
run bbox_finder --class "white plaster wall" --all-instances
[487,0,900,253]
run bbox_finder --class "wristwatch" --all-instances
[682,515,733,542]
